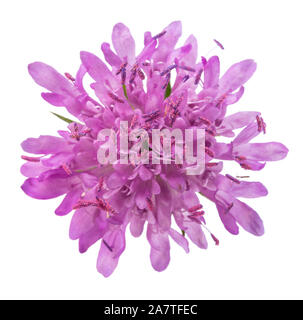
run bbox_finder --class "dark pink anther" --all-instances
[62,163,72,176]
[206,162,219,167]
[97,177,104,192]
[205,147,214,158]
[194,68,203,85]
[108,92,124,103]
[206,128,216,136]
[64,73,75,82]
[137,68,145,80]
[225,174,241,184]
[226,202,234,213]
[21,155,41,162]
[240,163,252,170]
[235,155,247,161]
[199,117,211,126]
[152,30,167,40]
[130,114,138,129]
[188,204,203,213]
[146,198,154,211]
[213,39,224,50]
[256,115,262,132]
[211,233,220,246]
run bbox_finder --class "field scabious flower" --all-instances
[21,21,288,277]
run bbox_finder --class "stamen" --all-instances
[235,155,247,161]
[225,174,241,184]
[206,162,219,167]
[137,68,145,80]
[236,176,250,178]
[211,233,220,246]
[142,110,160,122]
[226,202,234,213]
[256,115,266,134]
[73,197,116,216]
[70,123,90,140]
[73,200,97,209]
[97,177,104,192]
[205,147,214,158]
[62,163,72,176]
[188,204,203,213]
[200,223,220,246]
[206,128,216,136]
[116,62,127,76]
[152,30,167,40]
[146,198,154,211]
[256,115,262,132]
[240,163,252,170]
[103,239,113,252]
[130,114,138,129]
[182,75,190,82]
[64,72,75,82]
[160,64,177,76]
[213,39,224,50]
[194,68,203,85]
[178,65,196,72]
[162,72,171,89]
[199,117,212,126]
[201,56,207,66]
[215,119,223,127]
[21,155,41,162]
[108,92,124,103]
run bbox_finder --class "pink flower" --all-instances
[21,21,288,277]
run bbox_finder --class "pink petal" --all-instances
[41,92,65,106]
[55,188,82,216]
[20,162,48,177]
[21,135,69,154]
[28,62,74,95]
[219,59,257,94]
[69,207,96,240]
[101,42,122,68]
[216,203,239,235]
[97,228,126,277]
[80,51,115,84]
[150,247,170,272]
[169,228,189,253]
[204,56,220,89]
[235,142,289,161]
[112,23,136,63]
[231,181,268,198]
[230,199,264,236]
[21,173,71,200]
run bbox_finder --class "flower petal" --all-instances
[28,62,74,95]
[169,228,189,253]
[112,23,136,63]
[97,227,126,277]
[21,135,69,154]
[204,56,220,89]
[219,59,257,94]
[235,142,289,161]
[101,42,122,68]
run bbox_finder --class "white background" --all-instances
[0,0,302,300]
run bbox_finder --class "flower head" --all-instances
[21,21,288,277]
